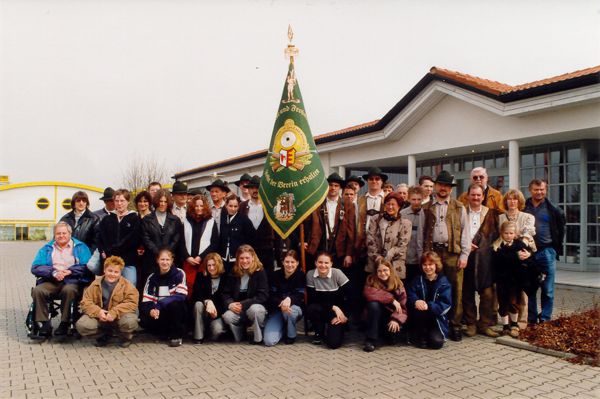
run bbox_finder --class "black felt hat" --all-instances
[327,172,345,186]
[205,179,231,192]
[362,167,388,182]
[345,174,365,188]
[244,175,261,188]
[433,170,457,186]
[171,181,188,195]
[99,187,115,201]
[235,173,253,187]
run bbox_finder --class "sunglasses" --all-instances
[472,175,485,180]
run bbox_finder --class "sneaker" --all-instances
[95,335,110,347]
[118,338,132,348]
[54,322,69,337]
[312,334,322,345]
[363,341,376,352]
[169,338,182,347]
[501,325,510,336]
[449,328,462,342]
[464,324,477,337]
[284,337,296,345]
[509,325,520,339]
[29,321,52,341]
[479,327,500,338]
[193,338,204,344]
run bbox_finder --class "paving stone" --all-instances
[2,242,600,399]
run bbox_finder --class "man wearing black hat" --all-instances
[307,172,355,268]
[171,181,189,223]
[206,179,230,231]
[345,175,364,231]
[239,176,276,279]
[423,170,470,341]
[356,167,387,256]
[93,187,116,220]
[235,173,253,202]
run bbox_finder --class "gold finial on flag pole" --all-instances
[284,24,299,62]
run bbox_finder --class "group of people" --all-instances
[29,166,565,352]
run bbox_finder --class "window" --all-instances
[61,199,72,210]
[36,198,50,210]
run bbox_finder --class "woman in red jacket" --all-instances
[362,259,407,352]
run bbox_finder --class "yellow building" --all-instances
[0,181,104,241]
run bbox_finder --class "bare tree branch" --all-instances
[121,155,169,192]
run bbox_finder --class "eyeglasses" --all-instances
[472,175,485,180]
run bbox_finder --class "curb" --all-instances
[555,283,600,294]
[495,336,577,360]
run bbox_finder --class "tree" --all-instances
[121,155,170,193]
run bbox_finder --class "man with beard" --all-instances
[462,184,500,338]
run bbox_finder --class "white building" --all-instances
[0,181,104,241]
[175,65,600,272]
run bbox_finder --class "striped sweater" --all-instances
[141,267,187,312]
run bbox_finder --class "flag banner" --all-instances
[259,59,328,239]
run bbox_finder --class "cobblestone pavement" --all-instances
[1,242,599,399]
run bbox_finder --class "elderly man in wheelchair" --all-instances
[28,221,92,341]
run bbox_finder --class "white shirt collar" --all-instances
[313,268,333,278]
[366,191,384,200]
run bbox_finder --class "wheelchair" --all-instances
[26,284,83,342]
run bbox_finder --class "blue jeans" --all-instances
[528,247,556,323]
[86,250,103,275]
[263,305,302,346]
[121,266,137,287]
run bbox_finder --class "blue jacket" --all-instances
[31,238,92,285]
[406,274,452,339]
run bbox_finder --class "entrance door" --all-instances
[15,226,29,240]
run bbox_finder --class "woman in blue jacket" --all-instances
[406,251,451,349]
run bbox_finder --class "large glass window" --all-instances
[416,150,509,196]
[588,141,600,266]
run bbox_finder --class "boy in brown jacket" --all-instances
[76,256,139,347]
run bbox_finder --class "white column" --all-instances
[508,140,519,189]
[338,166,346,178]
[407,155,416,186]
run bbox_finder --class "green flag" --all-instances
[259,60,328,239]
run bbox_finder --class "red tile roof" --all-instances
[315,119,380,140]
[177,65,600,178]
[430,65,600,95]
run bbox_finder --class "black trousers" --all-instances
[306,303,345,349]
[364,301,401,343]
[409,308,444,349]
[140,300,187,339]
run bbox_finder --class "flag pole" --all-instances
[300,224,306,274]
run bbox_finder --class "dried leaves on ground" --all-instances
[521,306,600,366]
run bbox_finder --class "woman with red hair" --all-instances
[179,194,219,298]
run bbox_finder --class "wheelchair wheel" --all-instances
[25,302,35,333]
